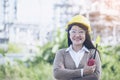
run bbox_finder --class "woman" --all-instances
[53,15,101,80]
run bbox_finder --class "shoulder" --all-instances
[55,48,67,58]
[89,49,96,53]
[88,48,100,56]
[56,48,67,54]
[88,49,96,55]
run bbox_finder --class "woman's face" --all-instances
[69,25,86,46]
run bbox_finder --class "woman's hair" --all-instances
[67,23,95,49]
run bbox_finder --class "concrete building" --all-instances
[53,0,120,45]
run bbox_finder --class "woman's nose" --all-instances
[75,33,80,37]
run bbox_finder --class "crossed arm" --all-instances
[53,50,101,80]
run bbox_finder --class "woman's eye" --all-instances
[79,31,83,33]
[72,31,76,33]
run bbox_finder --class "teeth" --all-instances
[75,39,81,41]
[77,38,81,40]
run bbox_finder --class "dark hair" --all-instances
[67,23,95,49]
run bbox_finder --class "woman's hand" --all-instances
[83,64,96,76]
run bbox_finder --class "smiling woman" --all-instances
[69,25,86,49]
[53,15,101,80]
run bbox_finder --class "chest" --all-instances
[63,53,90,69]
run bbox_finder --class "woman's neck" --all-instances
[72,44,83,52]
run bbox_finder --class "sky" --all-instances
[17,0,55,25]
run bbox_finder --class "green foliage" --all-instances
[0,29,120,80]
[0,61,54,80]
[0,65,6,79]
[99,45,120,80]
[0,29,68,80]
[0,48,6,56]
[33,29,67,64]
[7,43,23,53]
[33,29,120,80]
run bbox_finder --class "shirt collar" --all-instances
[66,45,90,53]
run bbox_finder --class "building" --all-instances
[53,0,120,45]
[0,0,17,51]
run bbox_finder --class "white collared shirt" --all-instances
[66,45,90,77]
[66,45,89,68]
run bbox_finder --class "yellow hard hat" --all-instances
[66,15,91,32]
